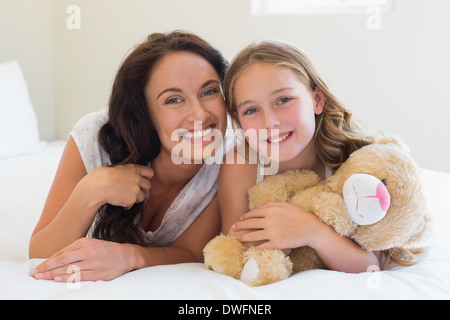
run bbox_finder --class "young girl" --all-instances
[219,41,383,273]
[29,31,230,282]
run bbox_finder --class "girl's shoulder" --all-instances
[218,143,259,233]
[219,142,258,190]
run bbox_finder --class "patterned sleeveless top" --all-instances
[70,107,234,247]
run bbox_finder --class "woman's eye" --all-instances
[277,97,292,105]
[165,97,182,105]
[202,88,218,97]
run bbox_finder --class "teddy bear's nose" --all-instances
[376,181,390,212]
[343,174,391,226]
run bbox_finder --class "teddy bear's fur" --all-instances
[204,139,430,286]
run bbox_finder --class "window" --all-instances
[251,0,393,15]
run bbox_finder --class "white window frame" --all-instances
[251,0,393,15]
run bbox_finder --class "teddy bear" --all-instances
[204,140,430,286]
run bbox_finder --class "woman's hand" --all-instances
[79,164,154,210]
[29,138,155,260]
[30,238,138,282]
[231,202,323,252]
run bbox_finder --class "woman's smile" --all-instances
[179,123,217,144]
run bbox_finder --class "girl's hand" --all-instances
[232,202,323,252]
[79,164,154,210]
[30,238,138,282]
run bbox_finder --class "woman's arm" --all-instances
[29,137,153,259]
[29,137,96,258]
[132,194,222,269]
[31,193,221,282]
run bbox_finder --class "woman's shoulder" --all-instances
[69,107,110,172]
[70,107,109,137]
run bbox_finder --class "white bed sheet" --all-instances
[0,141,449,300]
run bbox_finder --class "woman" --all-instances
[29,31,230,282]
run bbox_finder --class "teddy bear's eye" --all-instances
[381,179,387,186]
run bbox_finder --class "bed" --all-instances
[1,61,450,300]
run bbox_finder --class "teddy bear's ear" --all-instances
[374,134,410,154]
[403,211,432,248]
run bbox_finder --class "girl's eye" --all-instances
[243,107,258,116]
[277,97,292,105]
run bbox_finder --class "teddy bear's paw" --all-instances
[312,192,357,237]
[248,169,320,210]
[240,248,293,286]
[240,257,260,284]
[204,235,247,279]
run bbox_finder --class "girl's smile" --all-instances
[266,131,294,144]
[234,62,324,166]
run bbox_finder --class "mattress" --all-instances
[1,141,449,299]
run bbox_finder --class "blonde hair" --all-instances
[224,40,420,268]
[382,247,423,270]
[223,40,374,169]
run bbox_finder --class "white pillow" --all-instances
[0,61,42,159]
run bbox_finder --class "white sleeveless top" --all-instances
[256,156,333,183]
[70,107,234,247]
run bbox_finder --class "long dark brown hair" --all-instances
[92,31,228,245]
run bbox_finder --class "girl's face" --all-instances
[145,51,227,163]
[234,63,325,164]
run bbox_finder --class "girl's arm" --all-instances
[218,149,258,236]
[218,148,292,253]
[233,202,381,273]
[310,219,381,273]
[29,137,153,259]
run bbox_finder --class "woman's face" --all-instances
[145,51,227,163]
[234,63,324,164]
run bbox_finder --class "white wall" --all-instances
[249,0,450,173]
[51,0,253,141]
[0,0,54,140]
[2,0,449,173]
